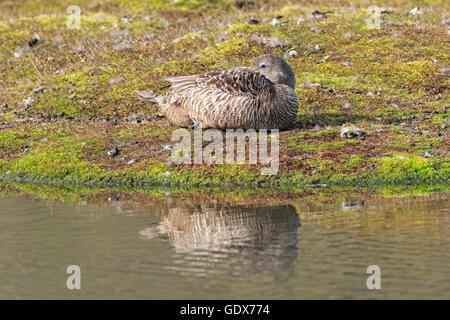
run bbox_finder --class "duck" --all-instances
[136,54,298,130]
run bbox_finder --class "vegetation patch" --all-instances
[0,0,449,187]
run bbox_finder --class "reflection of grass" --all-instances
[1,180,448,206]
[0,0,449,186]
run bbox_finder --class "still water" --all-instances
[0,187,448,299]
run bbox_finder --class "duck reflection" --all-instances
[139,203,301,276]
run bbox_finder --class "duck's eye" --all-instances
[260,64,266,68]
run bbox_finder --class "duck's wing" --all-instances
[163,67,274,97]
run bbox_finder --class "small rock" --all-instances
[310,25,322,33]
[438,67,450,75]
[341,126,366,139]
[313,44,323,52]
[107,147,119,157]
[127,159,136,165]
[110,29,131,39]
[268,38,287,48]
[380,8,394,14]
[22,97,35,107]
[410,7,423,16]
[319,55,330,63]
[342,101,352,110]
[351,88,363,94]
[108,77,125,85]
[28,33,40,47]
[341,61,354,67]
[343,32,352,39]
[311,10,328,19]
[113,42,134,52]
[366,92,375,97]
[32,87,45,94]
[285,50,298,58]
[127,114,142,123]
[249,35,288,48]
[13,47,26,58]
[269,18,281,26]
[423,151,432,158]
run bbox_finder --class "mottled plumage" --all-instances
[136,54,298,129]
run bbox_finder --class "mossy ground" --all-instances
[0,0,449,187]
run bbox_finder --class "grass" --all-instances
[0,0,449,187]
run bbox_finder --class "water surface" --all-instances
[0,188,448,299]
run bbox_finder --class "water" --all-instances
[0,186,448,299]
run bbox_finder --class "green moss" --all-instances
[200,37,255,63]
[392,61,439,88]
[375,153,442,181]
[226,22,261,34]
[274,6,305,16]
[289,138,360,151]
[155,60,189,74]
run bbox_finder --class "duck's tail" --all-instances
[136,90,158,103]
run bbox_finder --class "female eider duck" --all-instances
[136,54,298,130]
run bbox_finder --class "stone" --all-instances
[341,126,366,139]
[113,42,134,52]
[22,97,35,107]
[108,77,125,85]
[410,7,424,16]
[269,18,280,26]
[107,147,119,157]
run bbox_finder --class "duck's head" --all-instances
[251,54,296,90]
